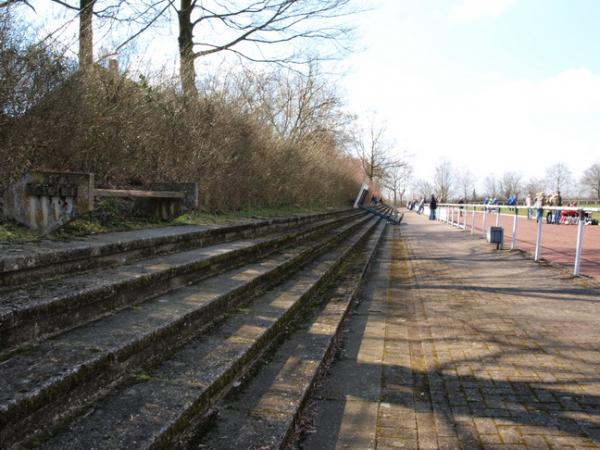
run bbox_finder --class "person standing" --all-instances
[534,192,544,223]
[525,193,533,220]
[553,191,562,224]
[429,194,437,220]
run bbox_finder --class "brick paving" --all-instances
[378,213,600,449]
[303,214,600,449]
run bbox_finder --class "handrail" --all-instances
[434,202,600,213]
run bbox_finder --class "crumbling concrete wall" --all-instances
[3,171,94,233]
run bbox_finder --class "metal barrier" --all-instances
[421,203,600,277]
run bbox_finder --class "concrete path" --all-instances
[302,213,600,449]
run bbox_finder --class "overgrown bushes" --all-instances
[0,12,361,211]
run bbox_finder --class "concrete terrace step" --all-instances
[196,222,386,450]
[0,215,375,449]
[0,209,353,287]
[0,211,362,353]
[31,217,382,450]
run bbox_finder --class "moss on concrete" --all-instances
[0,203,334,244]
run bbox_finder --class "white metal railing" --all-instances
[418,202,600,276]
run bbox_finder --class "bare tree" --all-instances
[483,174,498,198]
[384,161,412,206]
[354,116,401,183]
[0,0,34,9]
[546,162,572,194]
[0,11,73,117]
[21,1,355,96]
[524,177,545,196]
[228,62,351,143]
[456,168,475,201]
[581,162,600,201]
[433,160,453,202]
[174,0,354,97]
[499,171,522,199]
[34,0,170,69]
[412,179,433,201]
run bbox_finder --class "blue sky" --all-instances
[433,0,600,78]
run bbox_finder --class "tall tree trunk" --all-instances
[79,0,95,69]
[178,0,197,97]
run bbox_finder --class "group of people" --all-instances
[407,195,438,220]
[406,191,576,225]
[525,191,565,224]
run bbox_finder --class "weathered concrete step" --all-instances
[0,211,362,354]
[196,221,386,450]
[34,218,382,450]
[0,209,353,287]
[0,215,375,449]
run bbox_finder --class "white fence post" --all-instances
[495,208,500,226]
[471,207,476,235]
[574,210,585,276]
[511,208,518,250]
[482,209,487,238]
[534,215,543,261]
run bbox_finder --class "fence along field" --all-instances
[424,203,600,279]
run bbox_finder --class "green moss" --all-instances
[0,204,335,244]
[0,219,40,242]
[134,369,151,382]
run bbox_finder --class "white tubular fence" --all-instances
[420,203,600,277]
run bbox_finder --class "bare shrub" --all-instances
[1,13,360,211]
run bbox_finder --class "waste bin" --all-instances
[487,226,504,249]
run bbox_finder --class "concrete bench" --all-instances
[3,171,198,233]
[94,188,185,200]
[94,185,197,220]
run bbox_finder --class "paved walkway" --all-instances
[303,213,600,449]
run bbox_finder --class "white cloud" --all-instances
[449,0,518,21]
[345,38,600,186]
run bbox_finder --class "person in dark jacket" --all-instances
[429,194,437,220]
